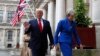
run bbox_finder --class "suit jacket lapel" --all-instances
[35,19,40,32]
[42,19,45,32]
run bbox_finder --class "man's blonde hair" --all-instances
[35,9,43,13]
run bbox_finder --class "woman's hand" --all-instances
[54,45,59,51]
[80,44,83,49]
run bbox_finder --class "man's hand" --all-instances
[24,22,30,30]
[50,45,54,50]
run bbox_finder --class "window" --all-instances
[0,10,3,23]
[7,11,15,23]
[0,29,3,41]
[7,30,13,41]
[7,44,12,48]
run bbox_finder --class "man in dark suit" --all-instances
[24,9,54,56]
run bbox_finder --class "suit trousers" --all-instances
[31,46,47,56]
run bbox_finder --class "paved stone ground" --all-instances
[0,51,9,56]
[0,49,100,56]
[0,49,20,56]
[0,48,52,56]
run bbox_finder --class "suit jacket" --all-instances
[54,18,81,45]
[25,19,54,50]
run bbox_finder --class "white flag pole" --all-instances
[25,1,36,18]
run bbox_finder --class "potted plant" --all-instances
[75,0,92,27]
[74,0,96,49]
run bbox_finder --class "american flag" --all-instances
[20,0,24,3]
[10,0,27,26]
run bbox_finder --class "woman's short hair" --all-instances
[66,10,74,17]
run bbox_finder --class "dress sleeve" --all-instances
[54,20,62,45]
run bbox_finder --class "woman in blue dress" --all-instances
[54,11,83,56]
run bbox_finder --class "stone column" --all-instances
[47,0,55,55]
[3,5,7,23]
[55,0,66,30]
[91,0,100,49]
[14,29,18,48]
[66,0,74,12]
[47,0,55,33]
[55,0,66,56]
[42,9,47,19]
[89,0,92,18]
[19,23,24,48]
[92,0,100,23]
[2,29,5,48]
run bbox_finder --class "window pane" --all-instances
[0,10,3,23]
[7,44,12,48]
[7,30,13,41]
[0,29,3,41]
[7,11,15,23]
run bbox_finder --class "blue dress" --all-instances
[54,18,81,56]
